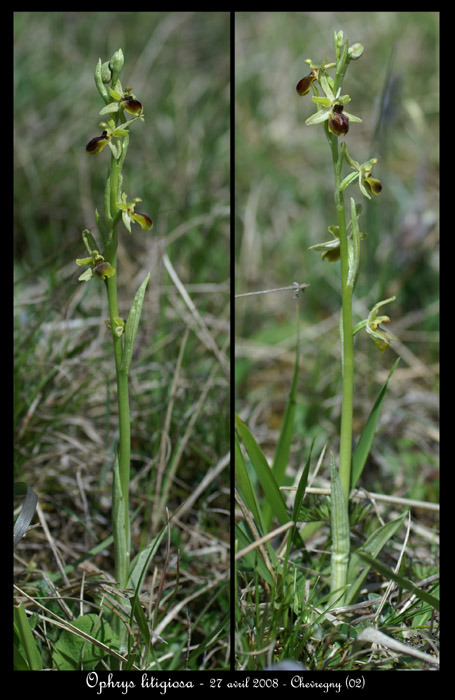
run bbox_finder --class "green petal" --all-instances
[311,96,332,107]
[319,74,335,101]
[109,87,123,101]
[76,256,94,266]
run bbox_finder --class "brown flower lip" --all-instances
[296,69,317,96]
[134,211,153,229]
[121,95,143,115]
[93,261,114,279]
[328,106,349,136]
[86,130,109,154]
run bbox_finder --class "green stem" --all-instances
[329,129,353,606]
[330,132,354,505]
[104,144,131,590]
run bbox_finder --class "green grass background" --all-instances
[235,11,439,506]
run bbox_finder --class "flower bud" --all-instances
[334,30,344,48]
[109,49,124,76]
[348,43,364,60]
[109,49,124,90]
[100,61,112,83]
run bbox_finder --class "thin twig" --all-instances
[235,282,310,299]
[235,521,295,560]
[281,485,439,512]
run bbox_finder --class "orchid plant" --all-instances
[76,49,152,609]
[296,30,396,605]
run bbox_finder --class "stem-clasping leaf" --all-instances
[121,272,150,376]
[329,454,350,606]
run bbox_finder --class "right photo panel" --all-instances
[234,11,439,672]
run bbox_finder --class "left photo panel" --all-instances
[14,11,231,670]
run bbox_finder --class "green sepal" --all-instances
[99,102,121,115]
[78,268,93,282]
[305,108,331,126]
[340,171,359,192]
[343,111,362,124]
[108,140,121,160]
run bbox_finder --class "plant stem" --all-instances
[104,144,131,590]
[328,130,353,605]
[330,132,354,505]
[106,274,131,586]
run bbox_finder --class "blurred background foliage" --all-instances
[235,12,439,506]
[14,12,230,666]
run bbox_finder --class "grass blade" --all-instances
[265,324,300,526]
[351,357,400,489]
[235,523,274,585]
[344,511,407,606]
[291,439,314,524]
[14,602,43,670]
[235,429,266,533]
[356,549,439,611]
[14,482,38,549]
[235,413,290,527]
